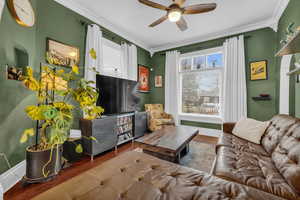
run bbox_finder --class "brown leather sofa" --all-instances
[213,114,300,200]
[32,114,300,200]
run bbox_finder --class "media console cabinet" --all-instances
[80,112,147,160]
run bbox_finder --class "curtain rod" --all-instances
[79,20,112,36]
[79,20,133,45]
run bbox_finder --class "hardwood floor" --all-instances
[4,135,217,200]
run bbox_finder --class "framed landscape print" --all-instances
[46,38,80,67]
[155,75,163,88]
[138,65,150,92]
[250,60,268,81]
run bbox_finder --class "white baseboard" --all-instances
[180,125,221,138]
[0,183,3,200]
[198,127,221,137]
[0,160,26,194]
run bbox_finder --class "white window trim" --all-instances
[178,46,224,124]
[102,38,121,51]
[180,46,224,59]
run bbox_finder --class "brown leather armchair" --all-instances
[145,104,174,132]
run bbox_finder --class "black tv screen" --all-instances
[96,75,140,115]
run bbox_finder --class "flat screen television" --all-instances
[96,75,140,115]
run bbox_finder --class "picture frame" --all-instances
[6,65,23,81]
[250,60,268,81]
[46,38,80,67]
[138,65,150,92]
[155,75,163,88]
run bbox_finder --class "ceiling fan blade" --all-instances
[183,3,217,15]
[174,0,186,6]
[138,0,168,10]
[176,17,188,31]
[149,15,168,27]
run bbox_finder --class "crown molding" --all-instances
[150,0,290,53]
[54,0,289,55]
[53,0,152,52]
[150,19,274,53]
[269,0,290,32]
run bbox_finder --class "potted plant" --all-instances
[20,52,104,183]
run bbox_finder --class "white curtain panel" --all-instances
[222,35,247,122]
[0,0,5,22]
[121,43,137,80]
[121,43,129,79]
[280,55,292,114]
[128,44,137,81]
[84,24,103,87]
[165,50,180,125]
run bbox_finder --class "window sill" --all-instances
[178,113,223,124]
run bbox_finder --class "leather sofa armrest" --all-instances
[223,123,236,134]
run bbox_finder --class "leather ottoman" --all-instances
[32,151,286,200]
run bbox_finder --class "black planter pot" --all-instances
[25,145,63,183]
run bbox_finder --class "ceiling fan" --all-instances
[138,0,217,31]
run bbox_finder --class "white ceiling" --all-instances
[55,0,289,53]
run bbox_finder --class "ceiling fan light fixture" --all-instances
[139,0,217,31]
[168,9,182,22]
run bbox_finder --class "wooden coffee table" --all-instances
[135,126,199,163]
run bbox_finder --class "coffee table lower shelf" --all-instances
[142,143,190,163]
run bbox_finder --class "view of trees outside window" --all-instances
[180,52,223,116]
[193,56,205,70]
[181,58,192,71]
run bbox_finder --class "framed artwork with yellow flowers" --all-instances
[250,60,268,81]
[46,38,80,67]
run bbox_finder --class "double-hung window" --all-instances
[179,47,224,118]
[102,38,122,78]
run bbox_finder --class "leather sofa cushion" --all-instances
[32,151,287,200]
[217,132,269,156]
[272,123,300,194]
[213,146,298,200]
[261,115,298,154]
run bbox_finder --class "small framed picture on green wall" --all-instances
[46,38,80,68]
[250,60,268,81]
[155,75,163,88]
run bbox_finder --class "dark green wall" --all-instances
[245,29,277,120]
[277,0,300,118]
[0,0,151,174]
[150,28,278,125]
[1,0,298,174]
[0,0,38,174]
